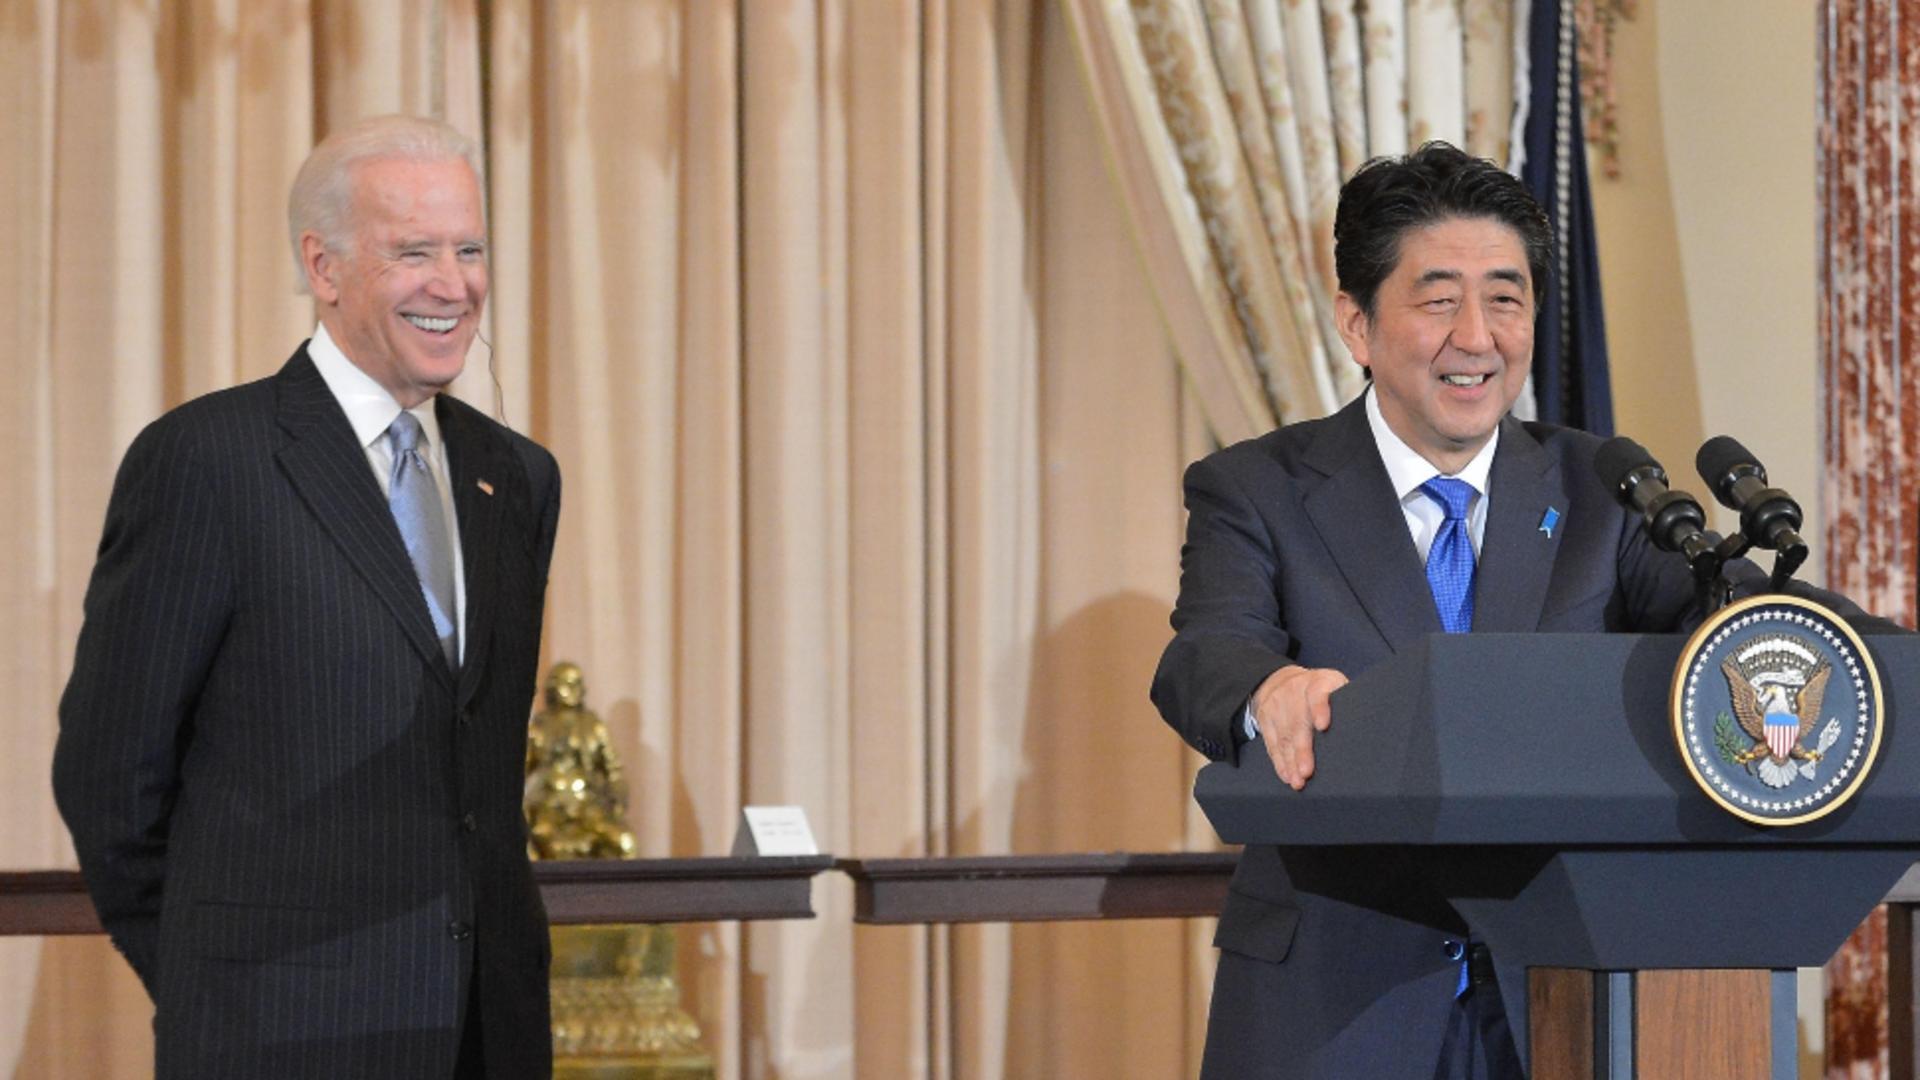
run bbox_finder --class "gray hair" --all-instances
[287,115,487,294]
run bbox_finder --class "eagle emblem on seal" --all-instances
[1673,596,1882,825]
[1718,633,1842,789]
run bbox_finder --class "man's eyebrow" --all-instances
[388,236,487,250]
[1411,267,1529,288]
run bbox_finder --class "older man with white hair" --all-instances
[53,115,561,1080]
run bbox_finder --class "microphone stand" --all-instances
[1693,531,1809,615]
[1691,530,1736,615]
[1769,539,1809,594]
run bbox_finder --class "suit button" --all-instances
[461,812,478,833]
[448,921,473,941]
[1442,938,1466,962]
[457,708,473,728]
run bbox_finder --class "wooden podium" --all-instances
[1194,633,1920,1079]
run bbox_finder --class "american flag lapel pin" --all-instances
[1539,506,1560,538]
[477,479,494,496]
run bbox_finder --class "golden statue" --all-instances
[526,661,712,1080]
[526,662,638,860]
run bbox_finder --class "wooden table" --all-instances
[0,856,836,935]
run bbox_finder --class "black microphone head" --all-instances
[1696,435,1765,493]
[1595,436,1660,496]
[1699,433,1802,544]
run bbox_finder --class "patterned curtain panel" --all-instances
[1819,0,1919,1075]
[3,3,1214,1075]
[1518,0,1614,434]
[1061,0,1521,444]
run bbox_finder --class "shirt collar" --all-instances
[307,322,444,455]
[1364,385,1499,499]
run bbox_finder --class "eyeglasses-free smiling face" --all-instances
[307,156,488,409]
[1335,215,1536,475]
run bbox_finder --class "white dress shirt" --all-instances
[307,322,467,662]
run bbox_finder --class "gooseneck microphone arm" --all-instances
[1694,436,1810,591]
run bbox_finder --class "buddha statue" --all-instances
[524,661,637,860]
[525,662,711,1078]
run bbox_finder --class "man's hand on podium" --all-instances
[1253,665,1350,791]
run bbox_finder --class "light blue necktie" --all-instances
[1420,477,1476,634]
[387,412,459,668]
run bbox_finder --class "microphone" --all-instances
[1694,436,1807,554]
[1594,436,1721,572]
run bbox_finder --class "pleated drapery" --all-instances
[3,3,1211,1077]
[1819,1,1920,1075]
[1518,0,1615,435]
[1059,0,1523,443]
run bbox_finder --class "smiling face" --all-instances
[303,156,487,408]
[1335,215,1535,475]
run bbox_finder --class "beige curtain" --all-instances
[4,1,1211,1077]
[1059,0,1519,443]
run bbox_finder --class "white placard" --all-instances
[730,805,819,857]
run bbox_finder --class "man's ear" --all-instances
[301,232,340,304]
[1334,291,1372,371]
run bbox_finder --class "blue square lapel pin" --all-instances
[1539,506,1561,539]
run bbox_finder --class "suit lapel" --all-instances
[273,347,454,685]
[1473,416,1566,632]
[439,398,507,710]
[1301,398,1443,651]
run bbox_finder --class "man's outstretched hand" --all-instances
[1252,665,1349,791]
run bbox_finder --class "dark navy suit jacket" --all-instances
[54,346,561,1079]
[1152,396,1876,1077]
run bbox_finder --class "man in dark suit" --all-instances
[1152,143,1879,1078]
[53,115,560,1079]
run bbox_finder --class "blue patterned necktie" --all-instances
[1420,477,1476,634]
[386,412,459,668]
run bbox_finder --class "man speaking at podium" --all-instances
[1151,143,1879,1079]
[52,116,561,1079]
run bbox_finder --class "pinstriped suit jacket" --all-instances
[54,345,561,1079]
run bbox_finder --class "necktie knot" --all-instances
[1421,477,1475,522]
[387,411,424,456]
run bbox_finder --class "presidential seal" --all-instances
[1671,594,1883,826]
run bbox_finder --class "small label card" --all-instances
[731,805,819,857]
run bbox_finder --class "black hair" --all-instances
[1332,141,1553,319]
